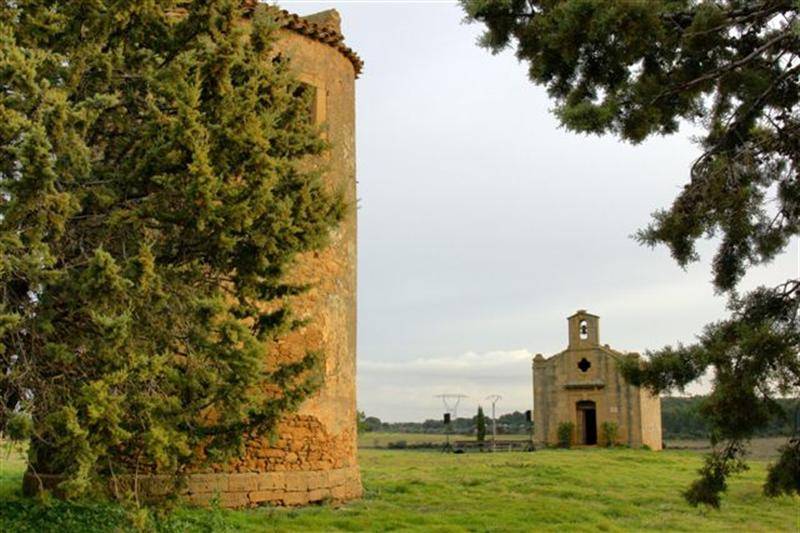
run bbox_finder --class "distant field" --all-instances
[665,436,788,460]
[1,443,797,531]
[359,432,789,459]
[358,432,531,448]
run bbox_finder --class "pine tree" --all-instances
[0,1,343,497]
[476,406,487,442]
[462,0,799,506]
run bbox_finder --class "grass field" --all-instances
[1,443,797,532]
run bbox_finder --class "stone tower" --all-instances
[532,311,662,449]
[23,6,364,508]
[191,7,364,507]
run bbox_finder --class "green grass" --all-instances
[1,447,797,532]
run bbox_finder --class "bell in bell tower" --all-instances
[568,310,600,348]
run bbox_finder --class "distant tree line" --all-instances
[662,397,799,439]
[360,397,799,438]
[361,410,531,435]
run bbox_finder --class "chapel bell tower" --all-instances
[568,309,600,348]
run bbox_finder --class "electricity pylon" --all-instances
[485,394,502,452]
[435,394,467,452]
[435,393,468,420]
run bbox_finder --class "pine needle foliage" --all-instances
[476,406,487,442]
[461,0,799,506]
[0,0,344,498]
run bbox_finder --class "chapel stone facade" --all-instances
[532,311,662,449]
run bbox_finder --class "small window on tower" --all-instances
[293,82,318,124]
[579,320,589,340]
[578,358,591,372]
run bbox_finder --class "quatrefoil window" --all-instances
[578,358,591,372]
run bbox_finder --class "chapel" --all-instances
[532,311,662,449]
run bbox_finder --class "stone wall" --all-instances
[198,13,363,506]
[185,466,363,507]
[23,465,362,508]
[639,388,663,450]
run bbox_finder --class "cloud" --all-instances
[356,346,712,423]
[358,349,534,422]
[361,349,531,374]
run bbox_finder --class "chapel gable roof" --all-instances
[536,344,632,365]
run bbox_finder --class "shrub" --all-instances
[764,438,800,497]
[407,442,439,450]
[387,440,408,449]
[476,407,487,443]
[557,422,574,448]
[601,421,619,447]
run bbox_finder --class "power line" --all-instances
[435,394,467,453]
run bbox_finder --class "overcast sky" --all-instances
[284,1,799,422]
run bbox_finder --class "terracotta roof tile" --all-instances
[243,2,363,77]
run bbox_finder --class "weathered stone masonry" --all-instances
[205,7,365,506]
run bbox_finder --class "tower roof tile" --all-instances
[243,3,363,77]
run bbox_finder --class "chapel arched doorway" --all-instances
[576,400,597,445]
